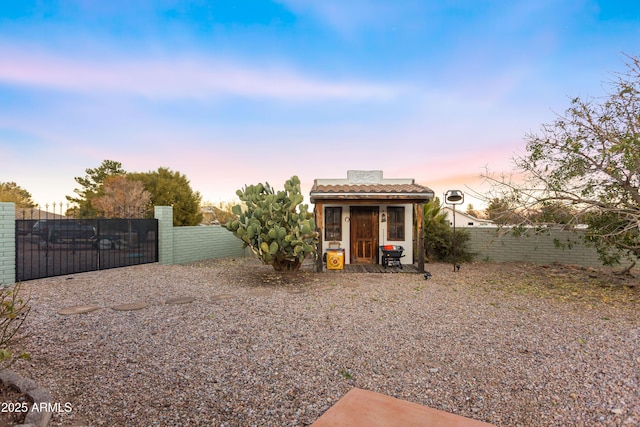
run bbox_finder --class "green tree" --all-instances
[0,182,35,208]
[484,197,526,225]
[484,54,640,267]
[528,201,575,225]
[67,160,126,216]
[224,176,319,271]
[465,203,476,217]
[201,201,238,225]
[128,167,203,226]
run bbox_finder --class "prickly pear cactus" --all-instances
[223,176,319,271]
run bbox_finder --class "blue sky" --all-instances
[0,0,638,209]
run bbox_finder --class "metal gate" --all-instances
[16,215,158,281]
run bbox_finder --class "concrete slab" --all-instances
[311,388,496,427]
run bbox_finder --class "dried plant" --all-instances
[0,283,30,369]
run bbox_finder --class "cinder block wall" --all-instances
[155,206,175,264]
[172,226,248,264]
[155,206,248,265]
[465,227,608,267]
[0,203,16,285]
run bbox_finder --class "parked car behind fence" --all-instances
[31,220,97,243]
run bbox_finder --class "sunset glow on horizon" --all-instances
[1,1,637,210]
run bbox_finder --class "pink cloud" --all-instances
[0,45,398,100]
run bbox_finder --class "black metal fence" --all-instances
[16,206,158,281]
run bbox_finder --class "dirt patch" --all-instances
[472,262,639,306]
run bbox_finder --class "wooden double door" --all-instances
[350,207,379,264]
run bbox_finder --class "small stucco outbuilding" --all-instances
[310,170,434,272]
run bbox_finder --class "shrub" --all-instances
[425,225,474,263]
[423,199,474,263]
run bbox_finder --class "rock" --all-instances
[211,294,235,301]
[111,302,148,311]
[166,297,196,305]
[58,305,102,315]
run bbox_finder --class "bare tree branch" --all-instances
[481,54,640,266]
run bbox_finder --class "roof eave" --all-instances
[310,192,434,203]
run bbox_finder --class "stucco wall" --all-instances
[321,203,414,265]
[321,204,350,259]
[379,204,414,264]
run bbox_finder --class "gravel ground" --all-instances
[9,257,640,426]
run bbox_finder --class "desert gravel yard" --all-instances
[11,257,640,426]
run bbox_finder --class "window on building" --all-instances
[387,206,404,240]
[325,207,342,240]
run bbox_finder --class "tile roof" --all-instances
[310,182,434,202]
[311,183,432,194]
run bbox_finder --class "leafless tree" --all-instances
[92,175,151,218]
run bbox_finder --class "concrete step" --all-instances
[312,388,496,427]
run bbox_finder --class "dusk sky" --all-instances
[1,1,638,210]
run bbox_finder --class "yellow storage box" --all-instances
[326,249,345,270]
